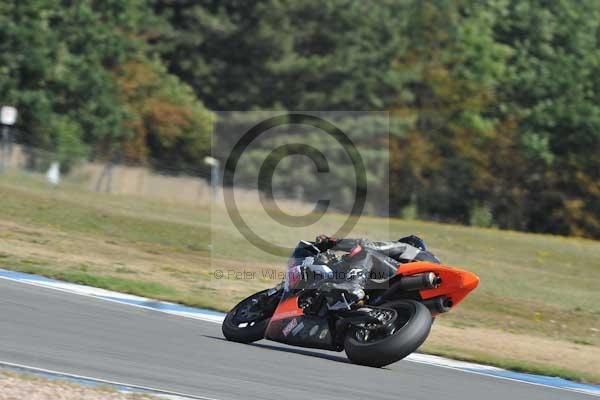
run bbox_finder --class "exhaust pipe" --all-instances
[379,272,439,302]
[422,296,453,313]
[397,272,438,291]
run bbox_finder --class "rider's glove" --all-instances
[315,234,337,251]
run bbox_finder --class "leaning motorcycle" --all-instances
[222,240,479,367]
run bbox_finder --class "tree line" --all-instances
[1,0,599,239]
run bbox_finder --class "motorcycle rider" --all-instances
[286,234,440,310]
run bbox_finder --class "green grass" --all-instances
[8,264,179,299]
[0,179,211,252]
[0,170,599,383]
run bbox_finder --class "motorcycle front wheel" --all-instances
[222,289,278,343]
[344,300,432,367]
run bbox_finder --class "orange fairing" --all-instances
[270,262,478,322]
[397,261,479,308]
[270,296,304,321]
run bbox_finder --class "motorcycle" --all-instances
[222,238,479,367]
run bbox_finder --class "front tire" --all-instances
[222,289,277,343]
[344,300,432,367]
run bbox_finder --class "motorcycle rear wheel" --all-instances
[344,300,432,367]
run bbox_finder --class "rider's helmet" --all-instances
[398,235,427,251]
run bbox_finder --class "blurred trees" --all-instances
[152,0,412,110]
[0,0,212,170]
[0,0,129,166]
[491,0,600,237]
[391,1,511,225]
[390,0,600,239]
[115,59,213,171]
[2,0,600,238]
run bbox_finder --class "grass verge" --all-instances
[8,264,179,299]
[0,369,157,399]
[421,344,599,384]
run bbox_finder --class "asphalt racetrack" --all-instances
[0,278,592,400]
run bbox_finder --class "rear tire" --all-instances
[222,289,276,343]
[344,300,432,367]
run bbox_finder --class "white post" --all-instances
[0,106,18,172]
[204,156,220,201]
[46,162,60,186]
